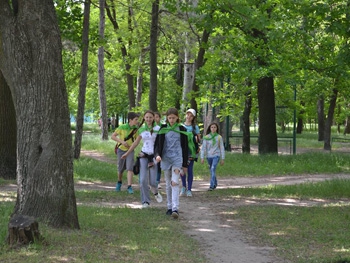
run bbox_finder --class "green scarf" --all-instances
[204,132,218,145]
[138,124,156,134]
[118,123,138,133]
[158,123,196,154]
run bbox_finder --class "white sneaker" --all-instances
[180,187,186,196]
[155,192,163,203]
[142,202,150,208]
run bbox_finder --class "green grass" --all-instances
[1,125,350,262]
[234,205,350,263]
[201,179,350,200]
[194,152,350,178]
[0,202,206,263]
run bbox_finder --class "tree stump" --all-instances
[7,214,43,247]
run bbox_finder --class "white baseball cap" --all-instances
[186,109,196,117]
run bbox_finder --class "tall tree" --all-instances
[149,0,159,111]
[74,0,91,159]
[105,0,136,109]
[0,70,16,180]
[0,0,79,228]
[98,0,108,140]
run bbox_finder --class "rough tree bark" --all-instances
[0,70,16,179]
[0,0,79,228]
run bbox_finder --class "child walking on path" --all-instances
[154,111,163,189]
[180,108,201,197]
[111,112,139,194]
[154,108,189,219]
[121,110,163,208]
[200,122,225,191]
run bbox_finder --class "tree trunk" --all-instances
[296,101,305,134]
[149,0,159,112]
[317,97,325,141]
[324,88,338,151]
[7,214,43,247]
[182,39,195,111]
[174,53,184,110]
[105,2,135,109]
[242,91,252,154]
[73,0,91,159]
[344,116,350,135]
[98,0,108,140]
[257,76,278,154]
[0,70,16,180]
[191,29,210,112]
[0,1,79,228]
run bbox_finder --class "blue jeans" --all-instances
[207,156,219,188]
[181,159,194,191]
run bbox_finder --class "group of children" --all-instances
[111,108,225,219]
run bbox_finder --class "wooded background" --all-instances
[0,0,349,229]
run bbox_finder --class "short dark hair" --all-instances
[127,112,139,121]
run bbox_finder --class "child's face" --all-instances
[167,114,178,126]
[144,113,154,126]
[210,124,217,133]
[154,114,161,124]
[129,117,139,126]
[186,112,194,122]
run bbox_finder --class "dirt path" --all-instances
[80,150,350,263]
[2,150,349,263]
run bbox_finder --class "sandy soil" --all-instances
[2,150,350,263]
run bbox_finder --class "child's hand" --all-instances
[156,156,161,162]
[201,159,204,164]
[121,154,127,159]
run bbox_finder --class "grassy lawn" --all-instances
[1,125,350,262]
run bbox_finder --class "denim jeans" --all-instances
[207,156,219,188]
[181,159,194,191]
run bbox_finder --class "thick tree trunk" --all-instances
[324,88,338,151]
[242,91,252,154]
[0,71,16,179]
[0,1,79,228]
[73,0,90,159]
[149,0,159,112]
[257,76,278,154]
[317,97,325,141]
